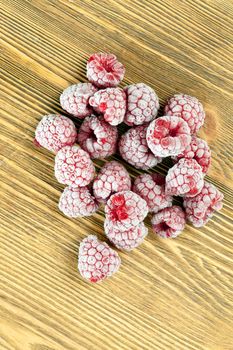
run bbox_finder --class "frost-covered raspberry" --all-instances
[93,161,131,203]
[119,125,162,170]
[165,158,204,197]
[89,87,126,126]
[124,83,159,126]
[104,219,148,251]
[77,115,118,159]
[34,114,77,153]
[173,136,211,174]
[133,173,173,213]
[59,186,99,218]
[151,206,186,238]
[183,181,224,227]
[164,94,205,134]
[60,83,97,119]
[86,53,125,88]
[78,235,121,283]
[105,191,148,231]
[146,115,191,157]
[54,145,95,187]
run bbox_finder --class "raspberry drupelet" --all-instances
[60,83,97,119]
[77,115,118,159]
[86,53,125,88]
[133,173,173,213]
[146,115,191,157]
[78,235,121,283]
[105,191,148,231]
[119,125,162,170]
[89,87,126,126]
[34,114,77,153]
[183,181,224,227]
[151,206,186,238]
[165,158,204,197]
[59,186,99,218]
[104,219,148,251]
[124,83,159,126]
[173,136,211,174]
[54,145,95,187]
[164,94,205,134]
[93,161,131,203]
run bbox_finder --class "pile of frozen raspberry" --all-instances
[34,52,224,283]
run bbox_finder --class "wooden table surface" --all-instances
[1,1,233,349]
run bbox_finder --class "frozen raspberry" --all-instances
[124,83,159,126]
[34,114,77,153]
[173,136,211,174]
[133,173,173,213]
[165,158,204,197]
[78,235,121,283]
[151,206,186,238]
[54,145,95,187]
[183,181,224,227]
[104,219,148,251]
[60,83,97,119]
[164,94,205,134]
[77,115,118,159]
[146,115,191,157]
[93,161,131,203]
[105,191,148,231]
[151,173,166,186]
[89,88,126,126]
[119,125,162,170]
[59,186,99,218]
[86,53,125,88]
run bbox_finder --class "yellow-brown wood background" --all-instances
[1,1,233,349]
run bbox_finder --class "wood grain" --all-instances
[1,0,233,349]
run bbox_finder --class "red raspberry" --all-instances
[165,158,204,197]
[146,115,191,157]
[93,161,131,203]
[105,191,148,231]
[151,206,186,238]
[54,145,95,187]
[119,125,162,170]
[124,83,159,126]
[60,83,97,119]
[59,186,99,218]
[77,115,118,159]
[172,136,211,174]
[164,94,205,134]
[133,173,173,213]
[183,181,224,227]
[86,53,125,88]
[78,235,121,283]
[34,114,77,153]
[104,219,148,251]
[89,87,126,126]
[151,173,166,186]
